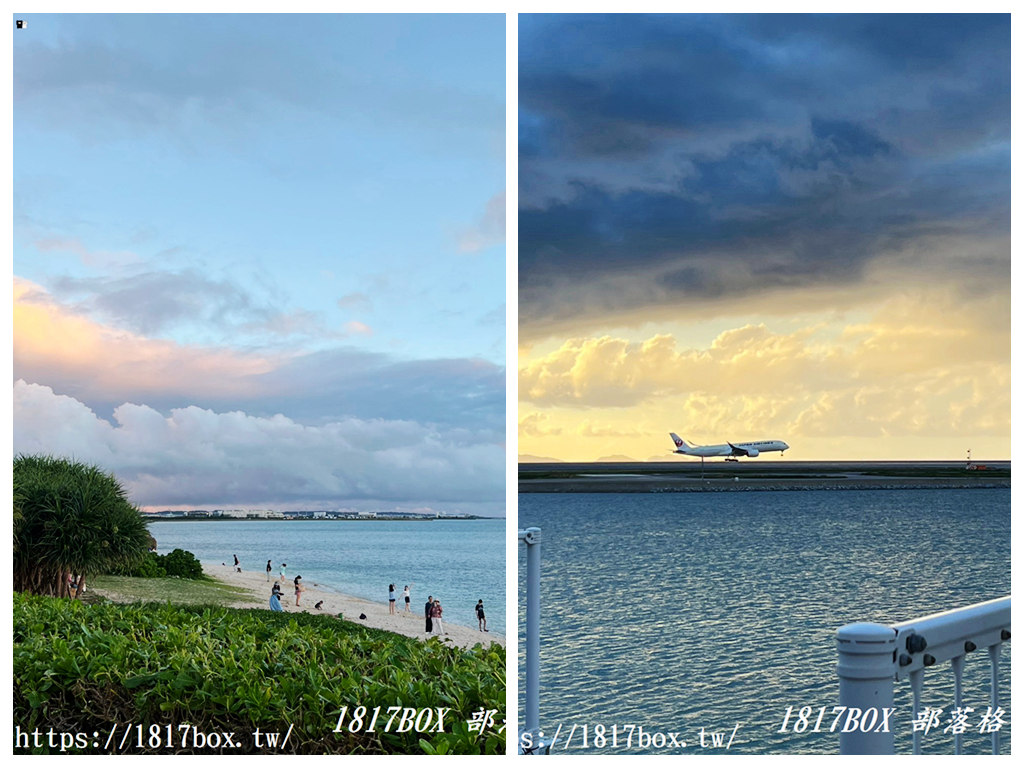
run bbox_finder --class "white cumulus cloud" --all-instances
[14,380,503,511]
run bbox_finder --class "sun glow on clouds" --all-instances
[519,288,1008,462]
[14,277,278,401]
[14,278,504,510]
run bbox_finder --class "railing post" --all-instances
[987,644,1001,755]
[836,622,896,754]
[519,527,547,754]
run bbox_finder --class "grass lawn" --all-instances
[90,574,256,606]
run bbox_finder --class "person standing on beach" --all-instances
[234,554,241,573]
[266,560,272,581]
[403,584,413,612]
[431,599,445,635]
[476,599,487,632]
[280,563,287,582]
[388,584,396,614]
[270,582,283,612]
[294,575,303,607]
[425,596,433,634]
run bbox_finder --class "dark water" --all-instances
[518,489,1010,754]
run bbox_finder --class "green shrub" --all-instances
[13,592,505,755]
[108,549,203,580]
[109,552,166,578]
[159,548,203,579]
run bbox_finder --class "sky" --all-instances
[518,13,1009,462]
[13,13,507,513]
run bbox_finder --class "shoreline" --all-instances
[90,563,504,651]
[203,563,504,650]
[145,516,494,522]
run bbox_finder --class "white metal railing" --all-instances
[518,527,549,755]
[836,596,1010,754]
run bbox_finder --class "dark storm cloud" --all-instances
[519,14,1009,336]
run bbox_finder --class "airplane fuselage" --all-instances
[670,434,789,459]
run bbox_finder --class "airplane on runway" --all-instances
[670,434,789,461]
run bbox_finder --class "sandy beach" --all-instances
[203,563,504,650]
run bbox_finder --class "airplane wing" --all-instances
[728,443,759,457]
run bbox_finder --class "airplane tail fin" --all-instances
[670,433,691,452]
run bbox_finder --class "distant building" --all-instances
[203,509,286,519]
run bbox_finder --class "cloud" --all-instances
[519,14,1009,339]
[49,268,337,344]
[35,236,141,268]
[520,327,831,408]
[344,321,373,336]
[255,352,505,430]
[576,420,646,438]
[14,278,505,432]
[14,381,503,508]
[14,277,277,403]
[519,412,562,438]
[519,287,1008,441]
[457,191,506,253]
[14,19,504,153]
[337,292,372,312]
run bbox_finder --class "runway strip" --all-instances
[520,461,1009,493]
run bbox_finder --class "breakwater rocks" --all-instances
[520,478,1010,494]
[643,482,1010,493]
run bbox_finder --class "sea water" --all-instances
[150,518,505,634]
[517,489,1010,754]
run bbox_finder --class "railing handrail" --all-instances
[837,595,1011,755]
[890,596,1009,680]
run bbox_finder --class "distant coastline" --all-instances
[144,515,488,522]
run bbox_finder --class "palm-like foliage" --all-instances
[14,455,151,597]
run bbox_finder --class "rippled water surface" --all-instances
[150,518,505,633]
[518,490,1010,754]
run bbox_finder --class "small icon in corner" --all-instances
[16,19,26,29]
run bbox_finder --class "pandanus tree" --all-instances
[13,455,151,598]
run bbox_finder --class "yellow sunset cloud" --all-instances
[519,287,1008,461]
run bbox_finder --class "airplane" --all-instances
[670,433,789,460]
